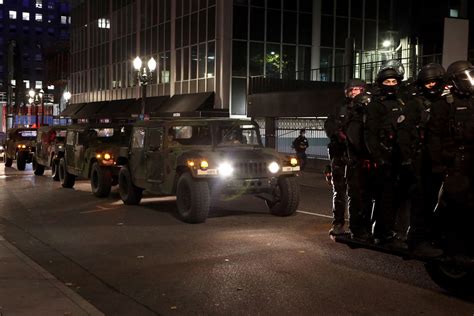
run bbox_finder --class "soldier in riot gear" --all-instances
[428,60,474,255]
[324,79,366,236]
[365,60,407,246]
[401,63,446,257]
[345,91,374,240]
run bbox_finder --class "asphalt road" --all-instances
[0,163,473,315]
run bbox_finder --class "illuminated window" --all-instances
[35,80,42,89]
[23,80,30,89]
[35,0,42,8]
[11,79,16,86]
[450,9,459,17]
[35,13,42,22]
[98,18,110,29]
[60,15,67,24]
[9,10,16,19]
[22,12,29,21]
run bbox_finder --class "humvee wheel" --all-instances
[33,157,45,176]
[425,262,474,295]
[176,173,210,223]
[267,176,299,216]
[91,162,112,197]
[59,158,75,188]
[16,152,26,171]
[51,159,60,181]
[119,166,142,205]
[5,157,13,167]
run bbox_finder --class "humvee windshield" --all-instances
[169,125,212,146]
[14,130,37,141]
[56,130,67,142]
[91,126,130,145]
[217,123,261,146]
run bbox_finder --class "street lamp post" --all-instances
[132,56,157,118]
[28,88,43,127]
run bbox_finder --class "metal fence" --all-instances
[255,118,329,159]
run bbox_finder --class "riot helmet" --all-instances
[445,60,474,95]
[376,60,405,96]
[344,78,366,99]
[416,63,446,97]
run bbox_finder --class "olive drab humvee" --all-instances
[4,128,37,170]
[33,125,67,180]
[118,118,301,223]
[59,123,132,197]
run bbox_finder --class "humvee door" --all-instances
[145,128,165,183]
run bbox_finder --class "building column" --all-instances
[170,0,176,97]
[311,0,322,80]
[215,0,232,110]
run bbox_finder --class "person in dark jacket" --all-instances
[292,129,309,170]
[324,79,366,236]
[365,60,407,247]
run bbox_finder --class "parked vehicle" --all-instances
[118,117,301,223]
[33,125,67,180]
[58,123,132,197]
[4,128,37,170]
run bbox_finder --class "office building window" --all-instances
[35,81,42,89]
[98,18,110,29]
[9,10,17,19]
[35,13,42,22]
[61,15,67,24]
[23,80,30,89]
[36,0,42,8]
[22,12,30,21]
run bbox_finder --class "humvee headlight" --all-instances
[96,154,101,159]
[187,160,195,167]
[200,160,209,170]
[290,158,298,166]
[103,153,111,160]
[218,162,234,177]
[18,144,26,149]
[268,161,280,174]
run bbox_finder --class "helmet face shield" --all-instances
[452,69,474,95]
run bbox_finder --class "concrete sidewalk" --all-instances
[0,235,103,316]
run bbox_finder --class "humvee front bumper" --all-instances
[210,176,284,194]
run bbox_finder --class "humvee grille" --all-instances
[234,161,268,178]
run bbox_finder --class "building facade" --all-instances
[69,0,468,116]
[0,0,70,130]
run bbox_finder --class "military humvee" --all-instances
[33,125,67,180]
[118,118,300,223]
[58,123,131,197]
[4,128,37,170]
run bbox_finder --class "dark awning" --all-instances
[74,101,109,119]
[59,103,86,117]
[153,92,214,114]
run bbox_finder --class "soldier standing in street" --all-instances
[401,63,446,256]
[365,60,407,246]
[324,79,366,236]
[427,60,474,254]
[292,129,309,170]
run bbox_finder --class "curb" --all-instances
[0,235,104,316]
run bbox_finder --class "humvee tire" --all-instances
[16,152,27,171]
[59,158,76,188]
[33,157,45,176]
[267,176,299,216]
[91,162,112,197]
[119,166,142,205]
[425,262,474,295]
[5,157,13,167]
[176,173,210,224]
[51,159,60,181]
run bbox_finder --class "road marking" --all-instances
[296,210,333,219]
[80,208,115,214]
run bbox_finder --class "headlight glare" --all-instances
[103,153,111,160]
[268,161,280,173]
[218,162,234,177]
[290,158,298,166]
[96,154,101,159]
[200,160,209,170]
